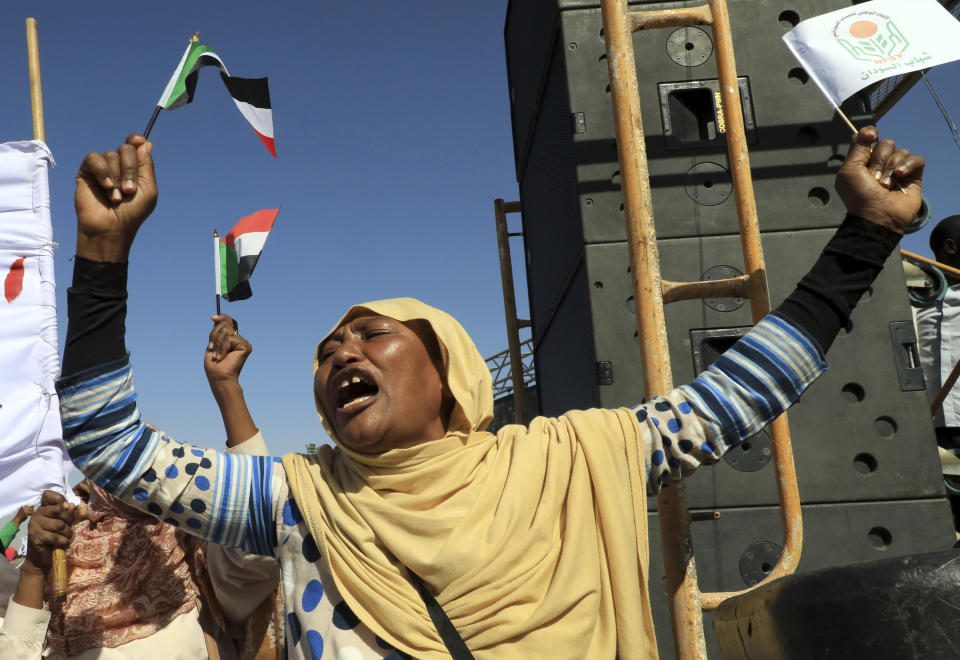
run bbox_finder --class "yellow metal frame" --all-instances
[600,1,803,657]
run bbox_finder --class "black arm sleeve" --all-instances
[775,214,901,354]
[60,257,128,377]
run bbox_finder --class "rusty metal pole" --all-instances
[494,199,528,424]
[600,1,706,657]
[699,0,803,608]
[707,0,767,322]
[710,0,806,568]
[901,249,960,280]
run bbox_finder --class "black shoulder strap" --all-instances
[409,571,475,659]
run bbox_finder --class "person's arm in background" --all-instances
[203,315,281,623]
[0,492,77,659]
[12,506,33,529]
[0,506,33,552]
[633,126,925,493]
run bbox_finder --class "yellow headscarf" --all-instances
[282,298,657,658]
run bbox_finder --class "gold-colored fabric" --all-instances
[283,298,657,658]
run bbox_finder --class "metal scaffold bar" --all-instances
[599,0,804,656]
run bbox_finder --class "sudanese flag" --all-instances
[215,209,279,302]
[156,37,276,157]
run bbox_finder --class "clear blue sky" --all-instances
[0,2,524,456]
[0,2,958,458]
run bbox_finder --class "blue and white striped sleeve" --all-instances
[56,355,279,557]
[633,312,826,494]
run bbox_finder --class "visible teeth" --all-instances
[341,395,370,410]
[338,375,365,391]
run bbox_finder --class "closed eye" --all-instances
[317,344,339,363]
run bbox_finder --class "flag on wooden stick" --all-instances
[782,0,960,108]
[152,35,276,156]
[215,208,279,302]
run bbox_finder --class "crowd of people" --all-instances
[0,122,945,658]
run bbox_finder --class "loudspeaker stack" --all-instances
[503,1,956,656]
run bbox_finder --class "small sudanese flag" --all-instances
[215,209,279,302]
[157,39,276,157]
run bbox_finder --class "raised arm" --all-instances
[637,126,924,493]
[57,137,282,557]
[205,314,259,448]
[60,133,155,377]
[202,315,282,623]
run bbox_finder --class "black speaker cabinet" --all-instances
[504,0,955,658]
[503,0,945,506]
[505,0,871,332]
[505,2,957,656]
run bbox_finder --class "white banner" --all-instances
[0,141,73,521]
[783,0,960,107]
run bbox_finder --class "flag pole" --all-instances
[834,106,857,135]
[26,19,45,143]
[27,16,67,599]
[143,106,161,140]
[214,229,221,315]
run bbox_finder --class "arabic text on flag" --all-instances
[783,0,960,107]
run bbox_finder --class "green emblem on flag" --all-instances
[836,19,909,62]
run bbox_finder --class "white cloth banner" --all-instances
[0,141,74,521]
[783,0,960,107]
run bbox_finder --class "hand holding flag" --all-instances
[203,314,259,448]
[205,314,248,368]
[835,126,925,234]
[74,134,157,263]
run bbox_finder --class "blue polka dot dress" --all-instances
[273,487,408,658]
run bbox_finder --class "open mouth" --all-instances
[335,372,379,410]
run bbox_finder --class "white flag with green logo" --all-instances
[783,0,960,107]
